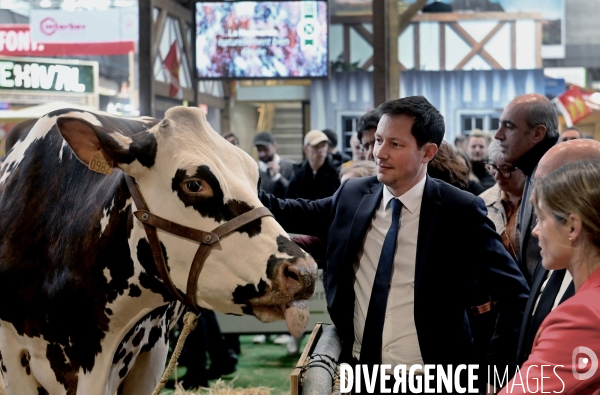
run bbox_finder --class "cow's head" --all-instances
[57,106,317,336]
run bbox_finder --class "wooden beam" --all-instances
[343,24,351,63]
[398,0,429,34]
[439,22,446,70]
[413,22,420,70]
[151,8,167,59]
[510,21,517,69]
[412,12,542,22]
[373,0,385,106]
[361,56,374,70]
[139,0,154,116]
[351,23,373,45]
[453,21,505,70]
[331,11,543,26]
[449,22,503,70]
[177,17,195,82]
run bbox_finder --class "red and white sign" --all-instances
[30,8,138,43]
[0,25,134,56]
[556,86,592,126]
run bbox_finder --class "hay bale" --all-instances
[171,378,272,395]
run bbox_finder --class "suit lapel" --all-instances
[414,176,441,296]
[341,183,383,270]
[332,183,383,307]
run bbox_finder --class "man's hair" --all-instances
[356,110,380,141]
[378,96,445,148]
[526,100,559,140]
[468,129,491,145]
[454,134,467,145]
[322,129,337,146]
[487,139,503,163]
[561,126,583,138]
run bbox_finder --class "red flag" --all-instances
[556,86,591,125]
[163,41,181,98]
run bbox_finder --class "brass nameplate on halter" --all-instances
[89,150,113,175]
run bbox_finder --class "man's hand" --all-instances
[267,161,280,177]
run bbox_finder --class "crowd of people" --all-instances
[248,94,599,394]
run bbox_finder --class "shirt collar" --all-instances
[381,175,426,214]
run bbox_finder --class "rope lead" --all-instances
[152,311,200,395]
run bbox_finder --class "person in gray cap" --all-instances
[254,131,296,198]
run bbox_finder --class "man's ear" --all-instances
[422,142,439,163]
[57,117,157,170]
[531,124,548,144]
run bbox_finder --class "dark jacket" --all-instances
[258,157,295,198]
[261,176,529,378]
[285,158,340,200]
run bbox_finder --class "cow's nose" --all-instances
[277,255,317,299]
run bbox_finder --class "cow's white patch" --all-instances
[103,267,112,283]
[99,199,114,237]
[58,140,67,162]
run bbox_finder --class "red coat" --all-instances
[500,267,600,395]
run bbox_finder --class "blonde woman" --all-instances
[499,160,600,395]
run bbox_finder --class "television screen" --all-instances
[195,1,328,79]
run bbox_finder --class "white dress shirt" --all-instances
[352,175,426,367]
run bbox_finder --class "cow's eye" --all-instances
[183,180,202,193]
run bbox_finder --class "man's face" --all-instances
[361,128,377,161]
[373,114,437,196]
[304,141,328,169]
[256,143,276,163]
[467,136,488,162]
[495,101,538,163]
[351,134,365,161]
[558,130,580,143]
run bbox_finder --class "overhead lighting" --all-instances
[40,0,52,7]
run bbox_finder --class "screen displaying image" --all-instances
[195,1,328,79]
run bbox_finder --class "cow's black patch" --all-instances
[136,239,173,301]
[141,324,163,353]
[38,388,49,395]
[232,280,267,315]
[128,284,141,297]
[129,132,158,168]
[171,166,262,237]
[21,351,30,375]
[277,235,305,258]
[46,343,78,394]
[0,350,6,372]
[132,327,145,347]
[106,308,113,316]
[119,352,133,378]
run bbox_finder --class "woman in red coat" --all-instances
[500,160,600,395]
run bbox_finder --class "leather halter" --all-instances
[124,175,273,310]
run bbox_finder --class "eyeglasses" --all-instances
[485,162,518,178]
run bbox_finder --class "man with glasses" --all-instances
[495,93,565,372]
[356,109,380,161]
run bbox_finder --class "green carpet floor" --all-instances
[161,335,308,395]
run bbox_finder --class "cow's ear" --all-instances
[57,117,156,169]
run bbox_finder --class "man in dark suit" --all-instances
[254,131,296,198]
[261,96,529,393]
[493,94,567,366]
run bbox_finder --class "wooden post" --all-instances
[373,0,428,107]
[138,0,154,117]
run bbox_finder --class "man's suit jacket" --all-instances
[258,157,295,198]
[261,175,529,372]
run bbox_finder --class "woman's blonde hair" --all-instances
[533,160,600,249]
[339,160,377,180]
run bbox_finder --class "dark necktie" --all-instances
[360,198,402,364]
[525,269,567,354]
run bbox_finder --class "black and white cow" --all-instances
[0,107,317,395]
